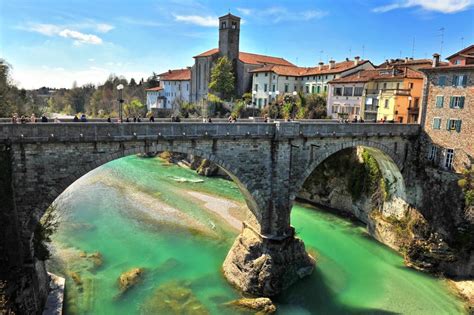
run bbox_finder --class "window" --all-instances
[305,86,309,93]
[384,99,389,108]
[231,21,237,29]
[444,149,454,170]
[449,96,465,109]
[272,85,276,92]
[258,98,262,107]
[285,76,289,80]
[343,87,353,96]
[265,72,268,77]
[383,83,387,89]
[284,84,289,93]
[354,87,363,96]
[264,99,267,106]
[221,21,227,29]
[414,98,419,108]
[408,82,414,89]
[438,75,446,86]
[452,75,468,87]
[432,117,441,129]
[435,96,444,108]
[324,85,327,92]
[311,86,315,93]
[446,119,462,132]
[294,84,297,92]
[264,84,268,92]
[334,87,342,96]
[454,60,461,65]
[332,105,340,113]
[316,86,321,94]
[428,145,438,161]
[255,73,258,77]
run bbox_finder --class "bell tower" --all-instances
[218,13,240,63]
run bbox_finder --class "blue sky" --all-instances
[1,0,473,89]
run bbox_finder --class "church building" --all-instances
[190,13,295,102]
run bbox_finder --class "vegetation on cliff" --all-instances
[33,205,60,261]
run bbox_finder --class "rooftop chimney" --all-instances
[346,58,349,61]
[318,62,324,70]
[432,53,440,67]
[329,60,335,69]
[354,56,360,66]
[168,70,172,73]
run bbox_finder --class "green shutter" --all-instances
[452,75,458,86]
[459,96,465,109]
[456,120,462,133]
[461,75,468,87]
[446,119,451,130]
[449,97,454,108]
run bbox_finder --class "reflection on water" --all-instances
[48,155,465,314]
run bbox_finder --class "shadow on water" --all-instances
[274,268,399,315]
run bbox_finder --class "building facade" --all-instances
[158,68,191,109]
[419,45,474,172]
[145,86,164,110]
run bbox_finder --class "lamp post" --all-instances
[117,84,124,122]
[252,90,257,118]
[292,91,298,120]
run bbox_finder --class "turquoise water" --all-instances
[49,155,466,314]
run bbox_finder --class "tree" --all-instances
[124,98,146,117]
[208,56,235,101]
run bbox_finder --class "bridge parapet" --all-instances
[1,122,420,143]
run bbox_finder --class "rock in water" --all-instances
[88,252,103,268]
[117,268,144,293]
[139,280,209,315]
[225,297,276,314]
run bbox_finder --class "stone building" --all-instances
[189,13,295,102]
[419,45,474,172]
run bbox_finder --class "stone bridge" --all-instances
[0,122,420,313]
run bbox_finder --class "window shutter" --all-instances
[456,120,462,133]
[446,119,451,130]
[449,97,454,108]
[461,75,468,87]
[459,96,465,109]
[452,75,458,86]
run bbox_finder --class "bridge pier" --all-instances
[223,224,315,296]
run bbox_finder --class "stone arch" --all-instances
[293,139,408,218]
[33,141,259,231]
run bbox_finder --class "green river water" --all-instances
[48,155,466,314]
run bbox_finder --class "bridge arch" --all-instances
[30,143,260,240]
[292,139,408,218]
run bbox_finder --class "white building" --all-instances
[249,57,374,108]
[158,68,191,109]
[145,86,164,111]
[327,77,367,120]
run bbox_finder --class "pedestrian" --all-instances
[41,114,48,123]
[80,114,87,122]
[30,113,36,123]
[133,116,137,122]
[149,115,155,122]
[11,113,18,123]
[175,116,181,122]
[20,115,27,124]
[228,115,232,123]
[73,115,79,122]
[126,117,130,123]
[107,117,111,122]
[137,116,141,122]
[208,117,212,123]
[264,115,269,123]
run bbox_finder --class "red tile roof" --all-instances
[420,64,474,71]
[377,58,433,68]
[158,68,191,81]
[329,67,423,84]
[145,86,163,91]
[193,48,295,66]
[445,44,474,60]
[250,60,371,77]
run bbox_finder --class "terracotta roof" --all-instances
[145,86,163,91]
[420,64,474,71]
[377,58,433,68]
[193,48,295,66]
[250,59,371,77]
[158,68,191,81]
[329,67,423,84]
[238,52,295,66]
[445,44,474,60]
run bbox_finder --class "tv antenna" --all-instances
[461,36,464,47]
[411,37,415,58]
[362,44,365,59]
[319,50,323,62]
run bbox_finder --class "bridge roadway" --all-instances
[0,121,420,313]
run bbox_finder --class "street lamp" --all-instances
[252,90,257,118]
[117,84,124,122]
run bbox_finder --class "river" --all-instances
[47,155,466,314]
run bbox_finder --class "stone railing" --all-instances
[0,122,420,143]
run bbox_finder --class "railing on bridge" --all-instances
[0,122,420,143]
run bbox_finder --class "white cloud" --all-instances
[234,7,327,23]
[96,23,114,33]
[373,0,473,13]
[59,29,102,45]
[173,14,218,27]
[118,17,165,27]
[17,22,106,45]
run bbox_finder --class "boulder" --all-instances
[225,297,276,314]
[117,267,144,293]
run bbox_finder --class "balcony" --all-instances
[408,107,420,113]
[379,88,411,96]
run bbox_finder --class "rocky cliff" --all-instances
[298,147,473,278]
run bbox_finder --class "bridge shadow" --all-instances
[274,268,398,314]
